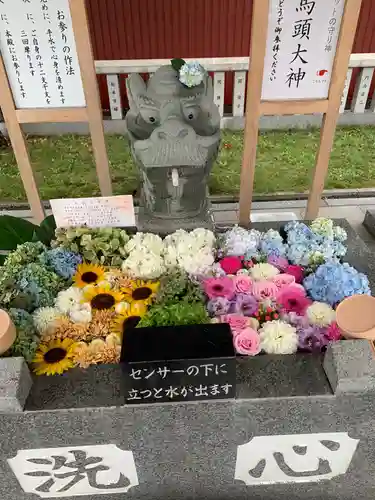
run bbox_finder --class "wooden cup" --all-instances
[0,309,16,355]
[336,295,375,340]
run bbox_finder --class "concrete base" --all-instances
[0,358,32,412]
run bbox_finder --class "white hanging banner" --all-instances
[262,0,345,101]
[0,0,85,108]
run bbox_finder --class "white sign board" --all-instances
[0,0,85,108]
[262,0,345,100]
[50,195,136,228]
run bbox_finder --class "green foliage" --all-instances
[138,302,208,328]
[7,308,39,363]
[156,270,205,306]
[171,58,185,72]
[0,214,56,265]
[51,226,130,266]
[3,241,46,273]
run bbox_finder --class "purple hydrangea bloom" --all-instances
[206,297,231,317]
[231,293,258,316]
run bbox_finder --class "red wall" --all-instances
[85,0,375,110]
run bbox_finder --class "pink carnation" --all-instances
[252,280,278,301]
[326,322,341,341]
[272,273,295,290]
[285,265,304,284]
[234,275,253,295]
[220,314,249,336]
[277,285,312,315]
[203,277,235,300]
[234,328,261,356]
[219,256,243,275]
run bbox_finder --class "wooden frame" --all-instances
[239,0,363,225]
[0,0,112,223]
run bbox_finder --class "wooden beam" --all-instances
[306,0,363,219]
[238,0,269,225]
[69,0,112,196]
[0,56,45,223]
[16,108,87,124]
[261,100,329,116]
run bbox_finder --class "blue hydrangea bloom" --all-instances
[303,262,371,306]
[260,229,286,258]
[41,248,82,279]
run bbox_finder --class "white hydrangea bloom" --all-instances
[70,303,92,324]
[125,233,164,255]
[122,250,165,280]
[55,287,83,314]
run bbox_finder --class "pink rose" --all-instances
[234,275,253,294]
[234,328,261,356]
[272,273,295,290]
[252,280,278,301]
[220,314,249,336]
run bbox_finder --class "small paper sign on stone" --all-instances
[50,195,136,228]
[8,444,139,498]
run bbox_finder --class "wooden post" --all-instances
[0,57,45,223]
[69,0,112,197]
[305,0,363,219]
[239,0,269,226]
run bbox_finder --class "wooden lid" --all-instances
[336,295,375,339]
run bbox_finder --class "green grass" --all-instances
[1,127,375,201]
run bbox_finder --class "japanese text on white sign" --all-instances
[262,0,345,100]
[0,0,85,108]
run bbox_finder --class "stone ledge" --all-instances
[0,358,32,412]
[324,340,375,394]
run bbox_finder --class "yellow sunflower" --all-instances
[32,338,78,376]
[122,280,160,306]
[112,303,147,338]
[74,263,106,288]
[84,285,123,311]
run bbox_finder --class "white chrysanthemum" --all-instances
[125,233,164,255]
[33,307,62,334]
[179,61,205,88]
[306,302,336,327]
[163,244,178,269]
[70,303,92,324]
[259,320,298,354]
[55,287,83,314]
[122,251,165,280]
[250,263,280,281]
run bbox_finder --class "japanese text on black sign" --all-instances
[125,359,236,404]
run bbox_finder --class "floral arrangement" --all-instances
[0,218,371,376]
[171,58,206,88]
